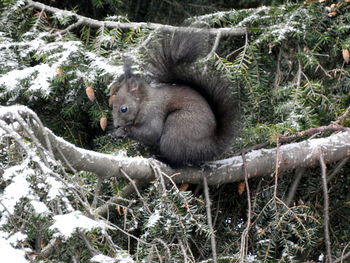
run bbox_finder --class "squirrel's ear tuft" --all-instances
[125,77,146,98]
[123,61,133,79]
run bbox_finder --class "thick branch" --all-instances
[25,0,246,37]
[33,118,350,184]
[2,105,350,185]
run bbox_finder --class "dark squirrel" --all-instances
[109,31,240,166]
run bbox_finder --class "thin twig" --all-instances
[120,168,151,214]
[205,30,222,60]
[333,244,350,263]
[327,157,350,183]
[28,112,54,158]
[274,47,283,89]
[203,175,217,263]
[56,146,77,173]
[274,139,281,199]
[55,18,84,36]
[334,105,350,126]
[319,148,333,263]
[239,152,252,262]
[95,181,147,216]
[79,231,99,256]
[92,177,102,208]
[285,167,305,207]
[11,112,50,167]
[238,30,249,70]
[296,45,302,87]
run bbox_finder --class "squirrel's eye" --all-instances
[120,105,128,113]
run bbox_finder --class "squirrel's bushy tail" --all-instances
[147,30,240,158]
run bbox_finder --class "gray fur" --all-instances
[110,31,240,166]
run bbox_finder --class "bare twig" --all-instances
[334,105,350,126]
[238,30,249,70]
[120,168,151,214]
[274,48,283,89]
[56,146,77,173]
[27,111,54,158]
[92,177,102,208]
[327,157,350,183]
[296,46,302,87]
[79,231,99,256]
[285,167,305,207]
[56,18,84,36]
[12,112,50,166]
[319,148,333,263]
[205,30,222,60]
[333,244,350,263]
[334,251,350,263]
[239,152,252,262]
[95,179,148,216]
[203,175,217,263]
[274,140,281,199]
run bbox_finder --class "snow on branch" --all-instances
[24,0,246,37]
[0,105,134,261]
[2,105,350,186]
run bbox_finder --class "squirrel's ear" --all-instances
[108,94,117,107]
[109,81,119,96]
[108,81,120,107]
[125,77,145,97]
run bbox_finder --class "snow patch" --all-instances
[30,200,50,215]
[91,253,134,263]
[50,211,107,239]
[146,209,161,228]
[0,236,29,263]
[0,64,55,96]
[7,232,27,246]
[46,176,64,200]
[0,166,34,225]
[86,52,124,76]
[91,254,116,263]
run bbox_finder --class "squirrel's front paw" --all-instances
[113,127,127,138]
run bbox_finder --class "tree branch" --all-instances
[2,105,350,186]
[24,0,246,37]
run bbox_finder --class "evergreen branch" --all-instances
[95,180,148,216]
[24,0,246,37]
[3,105,350,186]
[56,18,84,36]
[236,123,347,154]
[334,249,350,263]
